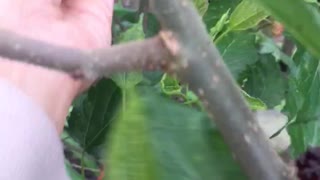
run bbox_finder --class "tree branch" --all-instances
[0,1,296,179]
[150,0,295,179]
[0,29,171,80]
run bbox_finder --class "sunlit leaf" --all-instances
[112,72,143,90]
[228,0,268,31]
[305,0,317,3]
[115,16,145,43]
[210,9,230,41]
[250,0,320,59]
[203,0,241,30]
[160,74,182,95]
[242,90,267,110]
[193,0,209,16]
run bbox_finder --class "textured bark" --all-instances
[0,1,298,179]
[150,0,295,179]
[0,29,170,80]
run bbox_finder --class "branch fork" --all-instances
[0,0,296,179]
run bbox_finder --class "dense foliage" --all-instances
[61,0,320,179]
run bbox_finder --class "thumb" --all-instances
[61,0,114,46]
[62,0,114,30]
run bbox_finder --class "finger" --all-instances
[0,0,62,30]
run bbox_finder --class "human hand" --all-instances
[0,0,114,133]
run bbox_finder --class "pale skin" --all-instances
[0,0,114,133]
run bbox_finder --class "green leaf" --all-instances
[114,15,145,43]
[112,2,140,41]
[257,33,297,73]
[285,44,320,122]
[217,32,259,79]
[141,71,164,86]
[160,74,182,95]
[288,120,320,157]
[284,43,320,156]
[105,86,246,180]
[160,74,201,107]
[66,79,122,153]
[193,0,209,16]
[64,138,101,180]
[112,16,144,89]
[209,9,230,41]
[106,89,157,180]
[287,122,304,157]
[228,0,268,31]
[137,87,247,180]
[141,14,163,85]
[113,3,139,23]
[112,72,143,90]
[305,0,317,3]
[250,0,320,59]
[243,54,287,108]
[65,161,84,180]
[242,90,267,110]
[142,13,161,38]
[203,0,241,30]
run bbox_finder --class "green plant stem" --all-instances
[122,89,127,117]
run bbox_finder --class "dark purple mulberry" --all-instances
[296,147,320,180]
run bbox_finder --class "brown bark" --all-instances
[0,29,171,80]
[0,0,297,179]
[150,0,295,179]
